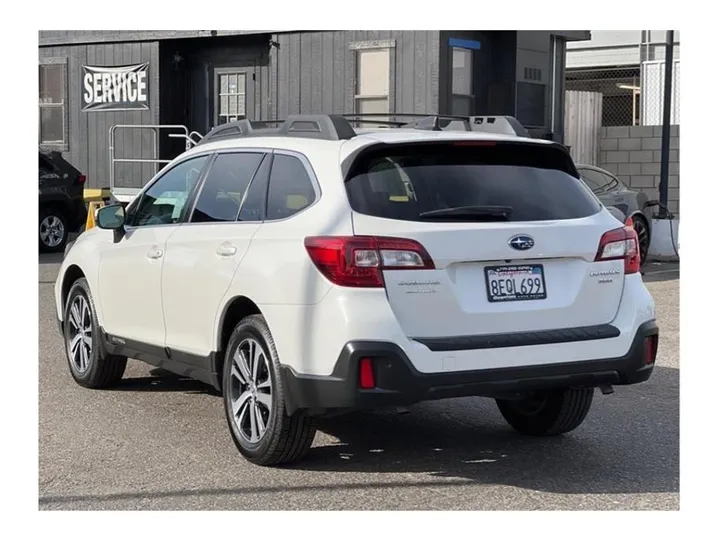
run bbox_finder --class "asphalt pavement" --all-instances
[38,256,679,510]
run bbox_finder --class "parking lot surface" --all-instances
[39,256,679,510]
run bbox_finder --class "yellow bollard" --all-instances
[85,200,106,231]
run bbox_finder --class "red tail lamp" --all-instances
[359,357,375,389]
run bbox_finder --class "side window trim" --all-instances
[264,149,322,223]
[125,153,214,230]
[182,148,273,226]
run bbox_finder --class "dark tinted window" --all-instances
[266,154,317,220]
[238,154,271,222]
[345,142,601,222]
[191,152,264,223]
[579,168,618,194]
[127,156,208,227]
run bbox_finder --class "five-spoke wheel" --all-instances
[64,278,127,388]
[67,294,93,374]
[223,315,316,465]
[229,338,273,444]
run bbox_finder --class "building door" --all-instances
[214,68,256,126]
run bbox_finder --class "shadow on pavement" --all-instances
[289,364,679,496]
[642,261,679,283]
[113,368,220,396]
[59,365,679,502]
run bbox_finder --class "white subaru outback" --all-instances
[54,114,658,466]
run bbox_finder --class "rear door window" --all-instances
[190,152,265,223]
[345,142,601,222]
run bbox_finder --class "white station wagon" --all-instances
[55,114,658,466]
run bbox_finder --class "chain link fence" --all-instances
[565,41,679,128]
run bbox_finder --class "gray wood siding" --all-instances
[272,31,440,117]
[40,42,159,189]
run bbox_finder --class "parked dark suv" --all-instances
[39,150,88,253]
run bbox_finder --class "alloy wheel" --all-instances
[40,215,66,248]
[229,338,273,444]
[67,295,93,374]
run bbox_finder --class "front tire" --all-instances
[39,206,69,253]
[64,278,127,389]
[223,314,316,466]
[496,387,594,436]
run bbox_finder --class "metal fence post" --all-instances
[658,30,675,218]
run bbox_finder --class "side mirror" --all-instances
[96,204,126,230]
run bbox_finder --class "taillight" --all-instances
[304,236,435,288]
[594,226,641,274]
[77,175,87,185]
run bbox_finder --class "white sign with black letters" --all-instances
[82,63,149,111]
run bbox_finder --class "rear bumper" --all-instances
[280,320,658,415]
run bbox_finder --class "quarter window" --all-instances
[190,153,264,223]
[127,156,209,227]
[266,155,317,220]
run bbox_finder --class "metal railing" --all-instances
[108,124,200,202]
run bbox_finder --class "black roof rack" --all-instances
[195,114,357,146]
[194,113,532,145]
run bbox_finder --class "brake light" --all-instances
[77,174,87,185]
[453,141,496,147]
[594,226,641,274]
[304,236,435,288]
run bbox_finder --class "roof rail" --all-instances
[338,113,473,132]
[193,113,532,146]
[195,114,357,145]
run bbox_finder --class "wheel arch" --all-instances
[213,295,263,378]
[61,264,86,314]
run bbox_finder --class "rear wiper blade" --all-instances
[418,205,513,221]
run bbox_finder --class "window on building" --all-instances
[355,48,390,122]
[39,62,67,146]
[216,71,247,126]
[266,154,316,221]
[190,152,265,223]
[451,47,473,116]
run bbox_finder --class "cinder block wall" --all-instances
[598,125,680,215]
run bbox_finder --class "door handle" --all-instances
[216,243,237,257]
[147,247,164,260]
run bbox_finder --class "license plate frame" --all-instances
[484,264,547,303]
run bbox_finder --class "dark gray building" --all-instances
[39,30,590,191]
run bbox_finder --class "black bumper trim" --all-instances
[412,324,621,352]
[280,320,659,415]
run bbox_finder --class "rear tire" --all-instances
[496,387,594,436]
[64,278,127,389]
[632,215,651,266]
[223,314,316,466]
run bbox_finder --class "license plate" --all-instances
[485,264,547,302]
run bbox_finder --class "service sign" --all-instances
[82,63,149,111]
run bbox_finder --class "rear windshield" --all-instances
[344,142,601,222]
